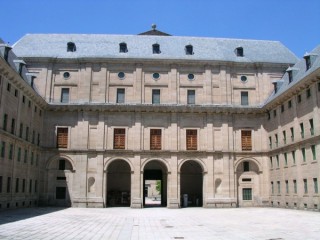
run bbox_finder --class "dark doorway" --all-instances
[107,160,131,207]
[143,161,167,207]
[180,160,203,207]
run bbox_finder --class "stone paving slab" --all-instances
[0,207,319,240]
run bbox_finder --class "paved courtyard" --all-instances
[0,207,319,240]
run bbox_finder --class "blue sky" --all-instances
[1,0,320,57]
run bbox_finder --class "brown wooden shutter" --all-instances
[186,130,197,150]
[57,128,68,148]
[150,129,161,150]
[241,130,252,151]
[114,128,125,149]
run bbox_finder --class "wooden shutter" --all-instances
[186,130,197,150]
[150,129,161,150]
[241,130,252,151]
[57,128,68,148]
[114,128,125,149]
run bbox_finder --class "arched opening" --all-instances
[236,159,261,207]
[47,158,74,207]
[143,160,167,207]
[106,160,131,207]
[180,160,203,207]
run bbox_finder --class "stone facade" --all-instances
[0,31,319,210]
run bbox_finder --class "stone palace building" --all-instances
[0,27,319,210]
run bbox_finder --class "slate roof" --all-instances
[12,34,298,64]
[265,45,320,104]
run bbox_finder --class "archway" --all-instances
[235,159,261,207]
[47,157,74,207]
[143,160,168,207]
[106,159,131,207]
[180,160,203,207]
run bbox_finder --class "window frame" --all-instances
[240,91,249,106]
[113,128,126,149]
[56,127,69,148]
[150,129,162,150]
[186,129,197,150]
[241,130,252,151]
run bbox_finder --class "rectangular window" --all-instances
[285,180,289,194]
[24,149,28,163]
[281,104,284,112]
[300,123,304,138]
[304,179,308,194]
[186,129,197,150]
[242,188,252,200]
[297,94,301,103]
[22,95,25,103]
[276,155,279,168]
[152,89,160,104]
[26,126,29,141]
[29,179,32,193]
[60,88,70,103]
[22,179,25,193]
[56,187,66,199]
[273,109,277,117]
[37,133,40,146]
[241,91,248,105]
[7,83,11,92]
[293,180,297,194]
[309,119,314,136]
[36,154,39,166]
[284,153,288,166]
[241,130,252,151]
[7,177,11,193]
[11,118,15,134]
[19,123,23,138]
[150,129,162,150]
[292,150,296,164]
[32,130,35,144]
[57,128,68,148]
[290,127,294,142]
[302,148,306,162]
[283,130,286,144]
[15,178,19,193]
[35,180,38,193]
[0,176,2,193]
[306,88,311,98]
[288,100,292,108]
[313,178,318,194]
[270,157,273,168]
[275,134,278,147]
[3,114,8,131]
[59,159,66,170]
[243,161,250,172]
[9,144,13,160]
[187,90,195,104]
[271,181,274,194]
[311,145,316,160]
[114,128,125,149]
[277,181,280,194]
[30,152,34,165]
[116,88,125,103]
[269,136,272,149]
[17,147,21,162]
[1,141,6,158]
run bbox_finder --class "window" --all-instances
[241,91,248,105]
[303,179,308,194]
[114,128,125,149]
[19,123,23,138]
[61,88,70,103]
[185,45,193,55]
[305,56,311,70]
[288,70,293,83]
[152,89,160,104]
[30,152,34,165]
[277,181,280,194]
[290,127,294,141]
[297,94,301,103]
[3,114,8,131]
[37,133,40,146]
[17,147,21,162]
[29,179,32,193]
[292,150,296,165]
[275,134,278,147]
[67,42,76,52]
[32,130,35,144]
[273,109,277,117]
[7,83,11,92]
[150,129,161,150]
[276,155,279,168]
[1,141,5,158]
[7,177,11,193]
[26,126,29,141]
[285,180,289,194]
[35,180,38,193]
[283,130,286,144]
[15,178,19,193]
[186,129,197,150]
[28,100,31,108]
[318,82,320,92]
[24,149,27,163]
[284,153,288,166]
[281,104,284,112]
[14,89,18,97]
[59,159,66,170]
[22,95,25,103]
[242,188,252,200]
[235,47,244,57]
[241,130,252,151]
[302,148,306,162]
[57,128,68,148]
[309,119,314,136]
[152,44,160,54]
[116,88,125,103]
[119,43,128,53]
[9,144,13,160]
[293,180,297,194]
[187,90,195,104]
[22,179,25,193]
[269,136,272,149]
[311,145,316,160]
[288,100,292,108]
[306,88,311,98]
[271,182,274,194]
[270,157,273,168]
[36,154,39,166]
[243,161,250,172]
[56,187,66,199]
[0,176,2,193]
[314,178,318,194]
[267,112,270,120]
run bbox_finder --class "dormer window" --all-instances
[13,60,26,76]
[3,45,12,62]
[119,43,128,53]
[67,42,76,52]
[288,70,293,83]
[185,45,193,55]
[152,44,161,54]
[305,55,311,70]
[235,47,244,57]
[304,53,318,71]
[286,67,299,84]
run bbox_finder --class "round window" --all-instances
[188,73,195,81]
[118,72,125,80]
[240,75,247,82]
[152,72,160,80]
[63,72,70,79]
